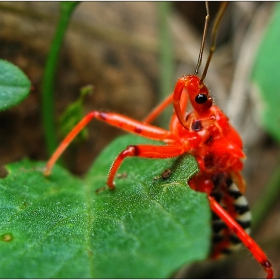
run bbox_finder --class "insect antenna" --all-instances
[194,2,210,76]
[200,1,228,84]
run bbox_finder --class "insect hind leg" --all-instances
[208,196,273,278]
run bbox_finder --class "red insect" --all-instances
[44,2,273,278]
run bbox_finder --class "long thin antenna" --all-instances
[200,2,228,84]
[194,2,210,75]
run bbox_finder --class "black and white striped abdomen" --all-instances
[210,175,252,258]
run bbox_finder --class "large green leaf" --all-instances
[251,2,280,142]
[0,134,210,278]
[0,59,31,111]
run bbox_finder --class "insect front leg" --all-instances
[44,111,176,176]
[107,144,185,189]
[208,196,273,279]
[142,94,173,124]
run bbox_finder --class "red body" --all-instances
[152,75,246,195]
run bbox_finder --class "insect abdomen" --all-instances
[210,175,252,259]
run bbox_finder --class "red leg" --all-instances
[107,144,185,188]
[231,171,247,194]
[208,196,273,279]
[143,94,173,124]
[44,111,176,176]
[173,77,190,128]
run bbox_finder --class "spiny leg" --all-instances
[107,143,185,188]
[208,196,273,279]
[173,77,192,128]
[44,111,175,176]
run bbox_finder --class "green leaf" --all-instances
[251,2,280,142]
[0,59,31,111]
[0,134,210,278]
[59,85,93,142]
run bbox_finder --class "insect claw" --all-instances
[43,167,51,177]
[109,182,116,190]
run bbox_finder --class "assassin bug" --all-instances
[44,2,273,278]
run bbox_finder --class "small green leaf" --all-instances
[0,59,31,111]
[0,134,210,278]
[251,2,280,142]
[59,85,93,142]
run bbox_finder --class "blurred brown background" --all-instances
[0,2,279,278]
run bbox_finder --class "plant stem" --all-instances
[158,2,174,129]
[42,2,79,155]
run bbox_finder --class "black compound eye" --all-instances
[195,93,208,104]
